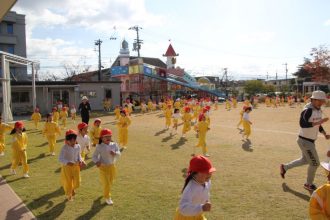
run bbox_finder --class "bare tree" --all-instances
[62,56,91,81]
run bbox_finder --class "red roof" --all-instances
[163,44,178,57]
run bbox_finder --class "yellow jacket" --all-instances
[43,122,61,137]
[53,112,60,122]
[174,101,181,109]
[165,109,172,118]
[117,116,131,129]
[90,126,102,139]
[11,132,28,151]
[310,183,330,219]
[182,113,192,123]
[31,112,41,121]
[59,111,68,119]
[0,123,13,141]
[197,121,209,134]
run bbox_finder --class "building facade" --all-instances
[0,11,27,80]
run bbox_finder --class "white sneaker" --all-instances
[10,169,16,175]
[23,173,30,178]
[0,152,4,156]
[51,152,56,156]
[203,153,210,157]
[105,198,113,205]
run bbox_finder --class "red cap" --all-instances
[188,155,216,174]
[100,128,112,137]
[65,129,78,136]
[205,106,211,111]
[15,121,24,129]
[184,106,190,112]
[77,122,88,130]
[198,113,205,121]
[94,118,101,124]
[202,107,208,113]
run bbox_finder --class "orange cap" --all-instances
[100,128,112,137]
[188,155,216,174]
[77,122,88,130]
[65,129,78,137]
[14,121,24,129]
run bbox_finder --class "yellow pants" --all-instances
[196,133,207,154]
[243,121,251,137]
[174,208,206,220]
[60,164,80,197]
[92,137,99,146]
[33,120,39,129]
[62,119,67,128]
[98,164,116,199]
[0,138,5,153]
[166,117,171,127]
[119,128,128,146]
[11,148,29,173]
[81,151,86,161]
[46,135,57,153]
[182,122,191,134]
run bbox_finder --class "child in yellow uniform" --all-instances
[77,122,91,161]
[70,105,77,122]
[0,115,13,156]
[182,107,192,137]
[59,107,68,128]
[172,109,181,134]
[165,105,173,129]
[232,97,237,108]
[242,107,252,139]
[237,106,246,128]
[43,113,61,156]
[10,121,29,178]
[117,110,131,149]
[213,98,218,110]
[52,107,60,124]
[31,108,42,129]
[114,106,121,119]
[309,161,330,219]
[174,155,216,220]
[225,99,231,110]
[195,114,210,157]
[93,128,121,205]
[147,100,153,112]
[59,129,86,201]
[90,118,102,147]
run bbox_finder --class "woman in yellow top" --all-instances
[195,114,210,157]
[10,121,29,178]
[43,113,61,156]
[52,107,60,124]
[182,107,192,138]
[117,110,131,150]
[165,105,173,129]
[309,161,330,219]
[31,108,42,129]
[59,107,69,128]
[0,115,13,156]
[90,118,102,147]
[114,106,121,120]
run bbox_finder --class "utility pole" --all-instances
[275,70,278,91]
[129,25,143,57]
[95,39,102,81]
[223,68,228,97]
[266,72,269,80]
[283,62,288,89]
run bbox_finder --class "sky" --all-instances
[11,0,330,80]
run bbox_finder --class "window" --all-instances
[12,92,30,103]
[7,45,14,54]
[7,23,13,34]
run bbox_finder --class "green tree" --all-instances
[244,80,265,95]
